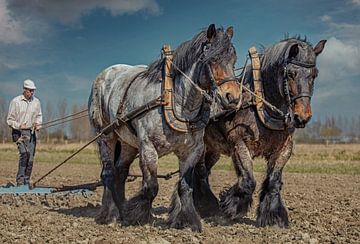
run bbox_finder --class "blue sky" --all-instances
[0,0,359,119]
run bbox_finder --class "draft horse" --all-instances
[193,37,326,227]
[88,24,241,232]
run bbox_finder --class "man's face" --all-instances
[23,88,34,100]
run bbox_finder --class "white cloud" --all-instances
[0,0,29,44]
[0,0,160,44]
[316,37,360,103]
[316,3,360,106]
[351,0,360,6]
[318,37,360,77]
[320,15,332,22]
[6,0,160,25]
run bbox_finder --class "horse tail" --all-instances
[88,73,106,131]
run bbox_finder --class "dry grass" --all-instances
[0,143,359,175]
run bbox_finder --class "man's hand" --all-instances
[33,123,41,131]
[20,123,27,129]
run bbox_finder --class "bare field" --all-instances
[0,143,359,243]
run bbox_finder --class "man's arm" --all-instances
[6,100,20,129]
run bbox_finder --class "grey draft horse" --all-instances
[88,24,241,232]
[193,37,326,227]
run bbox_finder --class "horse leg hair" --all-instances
[95,134,119,224]
[256,138,293,228]
[168,143,203,232]
[122,140,159,225]
[193,150,220,218]
[219,140,256,220]
[113,142,138,219]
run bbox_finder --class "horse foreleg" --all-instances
[169,144,203,232]
[95,135,118,224]
[122,140,159,225]
[256,138,293,228]
[219,140,256,220]
[193,150,220,218]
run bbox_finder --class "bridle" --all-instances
[282,57,316,127]
[198,47,238,103]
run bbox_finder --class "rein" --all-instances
[283,58,315,104]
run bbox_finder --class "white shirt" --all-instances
[7,94,43,130]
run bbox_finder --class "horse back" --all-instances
[88,64,147,129]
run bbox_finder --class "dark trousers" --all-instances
[12,129,36,185]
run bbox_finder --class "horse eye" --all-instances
[203,45,210,53]
[289,71,297,79]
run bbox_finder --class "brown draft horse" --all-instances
[193,37,326,227]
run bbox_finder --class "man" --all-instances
[7,79,42,186]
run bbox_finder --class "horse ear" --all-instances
[226,26,234,39]
[313,40,327,56]
[207,24,217,41]
[288,44,299,59]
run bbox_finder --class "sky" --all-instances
[0,0,359,120]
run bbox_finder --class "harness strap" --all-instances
[162,44,210,133]
[249,47,288,131]
[288,59,315,68]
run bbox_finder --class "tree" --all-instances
[320,115,342,143]
[58,98,68,142]
[0,96,10,143]
[44,101,54,143]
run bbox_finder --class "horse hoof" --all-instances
[122,195,152,226]
[219,185,253,220]
[95,211,117,225]
[256,202,289,228]
[256,216,289,228]
[169,220,202,232]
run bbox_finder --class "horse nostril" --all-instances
[226,93,234,103]
[294,114,311,127]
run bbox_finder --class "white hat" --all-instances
[23,79,36,90]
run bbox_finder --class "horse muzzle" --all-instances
[215,79,241,110]
[293,114,312,128]
[293,97,312,128]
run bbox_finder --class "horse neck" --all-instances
[173,63,205,120]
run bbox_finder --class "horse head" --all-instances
[195,24,241,110]
[283,39,326,128]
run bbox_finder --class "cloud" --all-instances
[6,0,160,25]
[316,2,360,111]
[0,1,29,44]
[318,37,360,78]
[0,0,160,44]
[351,0,360,6]
[320,15,332,22]
[315,37,360,111]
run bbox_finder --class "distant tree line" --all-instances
[0,95,359,144]
[295,115,360,144]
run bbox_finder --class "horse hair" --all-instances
[140,27,235,83]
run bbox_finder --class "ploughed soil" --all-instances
[0,161,359,244]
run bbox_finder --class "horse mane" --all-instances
[140,27,233,82]
[260,35,313,74]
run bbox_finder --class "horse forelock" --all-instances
[261,37,314,74]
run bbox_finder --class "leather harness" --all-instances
[248,46,315,130]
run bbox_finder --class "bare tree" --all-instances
[70,104,80,141]
[44,101,54,143]
[79,104,92,142]
[58,98,68,142]
[0,96,10,143]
